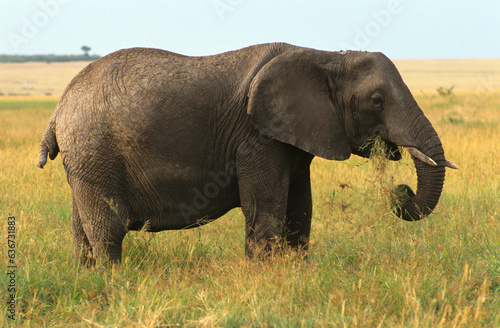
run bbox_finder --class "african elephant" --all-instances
[38,43,457,266]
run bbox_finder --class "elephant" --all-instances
[38,43,457,266]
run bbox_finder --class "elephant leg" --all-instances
[236,140,291,258]
[71,184,128,267]
[285,168,312,251]
[71,194,94,266]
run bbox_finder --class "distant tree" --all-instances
[81,45,91,57]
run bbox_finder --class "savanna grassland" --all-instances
[1,59,499,327]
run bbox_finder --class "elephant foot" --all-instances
[245,237,309,261]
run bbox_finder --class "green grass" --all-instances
[1,92,499,327]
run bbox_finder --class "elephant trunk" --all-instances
[393,122,449,221]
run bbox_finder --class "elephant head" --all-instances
[248,48,457,221]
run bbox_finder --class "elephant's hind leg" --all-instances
[71,185,129,267]
[71,194,94,266]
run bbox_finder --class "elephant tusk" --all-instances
[405,147,437,166]
[445,159,459,170]
[406,147,458,169]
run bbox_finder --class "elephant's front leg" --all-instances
[285,167,313,251]
[236,140,292,258]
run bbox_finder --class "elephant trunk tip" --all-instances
[391,184,427,221]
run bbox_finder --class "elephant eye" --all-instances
[371,93,384,109]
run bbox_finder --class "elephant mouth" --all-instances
[385,141,402,161]
[355,137,402,161]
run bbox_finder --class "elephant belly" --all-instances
[125,162,241,231]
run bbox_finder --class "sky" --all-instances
[1,0,499,59]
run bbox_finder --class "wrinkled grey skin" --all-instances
[38,43,454,266]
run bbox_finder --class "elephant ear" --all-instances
[247,49,351,160]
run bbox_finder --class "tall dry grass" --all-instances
[1,60,499,326]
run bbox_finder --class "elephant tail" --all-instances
[37,120,59,169]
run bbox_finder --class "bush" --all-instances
[436,85,454,96]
